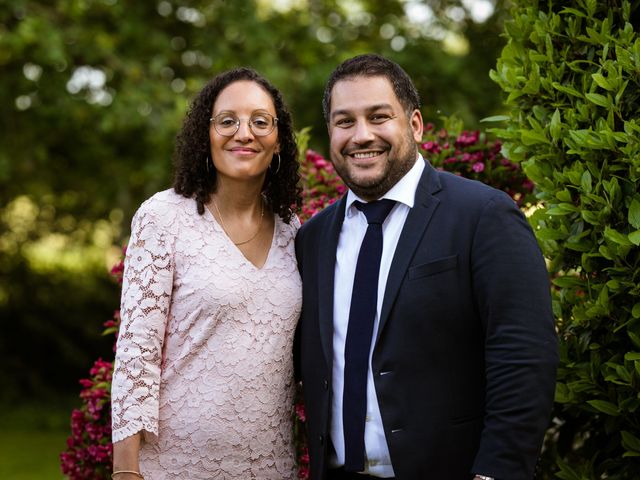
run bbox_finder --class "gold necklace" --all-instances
[211,196,264,246]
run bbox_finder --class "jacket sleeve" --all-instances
[470,192,559,479]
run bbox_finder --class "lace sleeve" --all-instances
[111,204,174,443]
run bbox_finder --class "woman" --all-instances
[111,67,302,479]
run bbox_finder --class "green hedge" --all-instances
[491,1,640,478]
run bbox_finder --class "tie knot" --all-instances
[354,199,396,225]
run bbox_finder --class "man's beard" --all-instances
[334,136,418,200]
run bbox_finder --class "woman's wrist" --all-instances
[112,469,144,479]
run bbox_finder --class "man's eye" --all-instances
[370,114,392,123]
[334,118,354,128]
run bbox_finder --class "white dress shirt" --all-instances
[330,156,425,477]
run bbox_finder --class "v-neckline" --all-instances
[204,206,277,270]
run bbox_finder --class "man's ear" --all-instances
[410,109,424,143]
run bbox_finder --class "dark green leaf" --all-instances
[587,399,620,416]
[604,227,633,246]
[628,199,640,228]
[621,431,640,452]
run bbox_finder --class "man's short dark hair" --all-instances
[322,53,421,122]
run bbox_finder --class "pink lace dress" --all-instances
[111,189,302,479]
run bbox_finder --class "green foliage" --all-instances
[0,0,504,398]
[491,1,640,477]
[1,0,512,399]
[0,194,119,401]
[1,0,508,214]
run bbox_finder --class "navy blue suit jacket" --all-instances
[295,160,558,480]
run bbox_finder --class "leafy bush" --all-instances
[490,1,640,478]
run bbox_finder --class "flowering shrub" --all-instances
[62,121,533,479]
[60,257,123,479]
[60,358,114,479]
[297,119,535,225]
[293,384,310,479]
[419,117,535,205]
[297,127,346,222]
[299,149,347,222]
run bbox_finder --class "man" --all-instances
[295,53,558,480]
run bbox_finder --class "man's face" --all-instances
[327,75,423,201]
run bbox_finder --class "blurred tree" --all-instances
[0,0,508,398]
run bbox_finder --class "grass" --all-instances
[0,399,75,480]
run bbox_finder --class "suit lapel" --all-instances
[317,197,346,366]
[377,162,442,341]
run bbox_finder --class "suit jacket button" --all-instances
[319,435,324,446]
[323,380,329,390]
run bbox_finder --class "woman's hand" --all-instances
[112,433,143,479]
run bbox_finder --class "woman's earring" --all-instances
[206,154,211,174]
[271,153,281,175]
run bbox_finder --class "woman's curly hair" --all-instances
[173,67,301,223]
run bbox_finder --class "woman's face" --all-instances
[209,80,279,185]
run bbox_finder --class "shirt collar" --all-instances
[345,154,426,218]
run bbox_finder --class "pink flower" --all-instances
[472,162,485,172]
[295,402,306,422]
[298,465,310,479]
[421,141,441,153]
[455,130,480,147]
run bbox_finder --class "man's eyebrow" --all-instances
[330,103,395,120]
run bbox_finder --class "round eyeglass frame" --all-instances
[209,112,279,137]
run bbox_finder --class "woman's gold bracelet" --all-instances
[111,470,144,479]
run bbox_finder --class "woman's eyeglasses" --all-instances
[209,112,278,137]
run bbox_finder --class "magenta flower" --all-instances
[419,122,535,206]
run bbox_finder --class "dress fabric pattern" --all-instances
[111,189,302,479]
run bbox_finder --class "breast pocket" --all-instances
[407,254,458,280]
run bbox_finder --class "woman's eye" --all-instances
[218,118,237,126]
[252,118,269,128]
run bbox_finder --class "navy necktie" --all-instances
[343,199,396,472]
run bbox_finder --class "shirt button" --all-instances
[365,415,372,422]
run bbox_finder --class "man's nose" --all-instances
[351,120,376,144]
